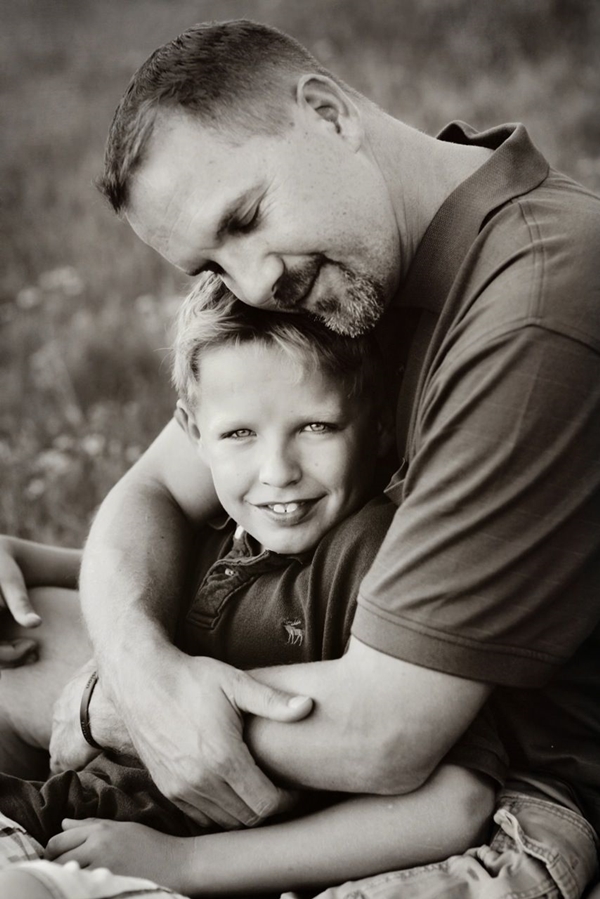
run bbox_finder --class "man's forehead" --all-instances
[127,129,259,264]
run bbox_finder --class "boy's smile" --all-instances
[184,340,378,555]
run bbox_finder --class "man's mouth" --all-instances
[274,257,324,312]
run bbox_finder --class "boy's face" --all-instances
[183,341,379,554]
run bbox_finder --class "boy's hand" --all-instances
[0,536,42,629]
[46,819,192,894]
[112,651,310,830]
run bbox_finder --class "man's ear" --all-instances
[175,399,202,449]
[295,74,363,150]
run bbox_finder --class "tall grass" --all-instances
[2,0,599,544]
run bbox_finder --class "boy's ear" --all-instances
[175,400,202,449]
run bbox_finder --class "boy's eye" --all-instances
[303,422,334,434]
[223,428,254,440]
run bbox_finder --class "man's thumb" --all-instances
[234,674,313,722]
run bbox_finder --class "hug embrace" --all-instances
[1,19,599,899]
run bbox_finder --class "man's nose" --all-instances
[259,443,301,488]
[222,250,283,309]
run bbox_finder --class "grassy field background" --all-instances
[2,0,599,545]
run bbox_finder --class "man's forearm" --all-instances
[80,418,220,688]
[79,472,192,676]
[247,637,491,796]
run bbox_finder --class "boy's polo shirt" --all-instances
[353,122,600,828]
[178,496,507,787]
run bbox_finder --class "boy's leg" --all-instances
[0,587,91,778]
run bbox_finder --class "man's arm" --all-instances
[72,421,488,822]
[247,638,492,795]
[75,419,313,830]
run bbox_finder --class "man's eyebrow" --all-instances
[186,190,257,277]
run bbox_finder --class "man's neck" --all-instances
[366,113,493,281]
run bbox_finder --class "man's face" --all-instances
[186,341,378,554]
[126,106,401,336]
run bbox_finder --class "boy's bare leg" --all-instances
[0,587,90,778]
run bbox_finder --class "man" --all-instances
[2,19,599,898]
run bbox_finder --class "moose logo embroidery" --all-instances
[283,619,304,646]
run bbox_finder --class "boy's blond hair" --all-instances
[172,274,386,412]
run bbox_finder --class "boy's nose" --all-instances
[259,446,301,488]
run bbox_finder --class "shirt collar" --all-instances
[394,121,550,315]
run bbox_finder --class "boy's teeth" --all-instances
[271,502,300,514]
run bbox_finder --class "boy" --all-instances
[0,276,504,898]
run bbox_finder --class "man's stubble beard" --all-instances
[275,257,387,337]
[312,264,386,337]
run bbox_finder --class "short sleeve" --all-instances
[353,327,600,687]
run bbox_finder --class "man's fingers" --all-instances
[0,637,38,669]
[175,795,248,831]
[216,742,294,822]
[232,672,313,722]
[0,582,41,628]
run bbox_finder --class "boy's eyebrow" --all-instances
[186,190,257,277]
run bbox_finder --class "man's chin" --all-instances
[311,266,387,336]
[312,295,385,337]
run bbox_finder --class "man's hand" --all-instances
[49,659,132,773]
[0,536,42,629]
[111,650,312,830]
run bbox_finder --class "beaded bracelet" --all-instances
[79,670,103,750]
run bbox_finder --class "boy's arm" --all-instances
[46,764,495,895]
[0,536,83,668]
[0,536,81,625]
[182,764,494,895]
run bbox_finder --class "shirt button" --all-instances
[224,567,235,577]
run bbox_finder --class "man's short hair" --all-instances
[98,19,357,215]
[172,274,385,413]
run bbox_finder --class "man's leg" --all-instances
[312,791,599,899]
[0,587,90,778]
[0,863,190,899]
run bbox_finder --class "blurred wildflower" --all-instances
[125,445,142,463]
[25,478,46,500]
[38,266,84,297]
[80,434,106,456]
[35,449,71,476]
[16,286,42,310]
[53,435,75,452]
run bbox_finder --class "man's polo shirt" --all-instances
[353,122,600,829]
